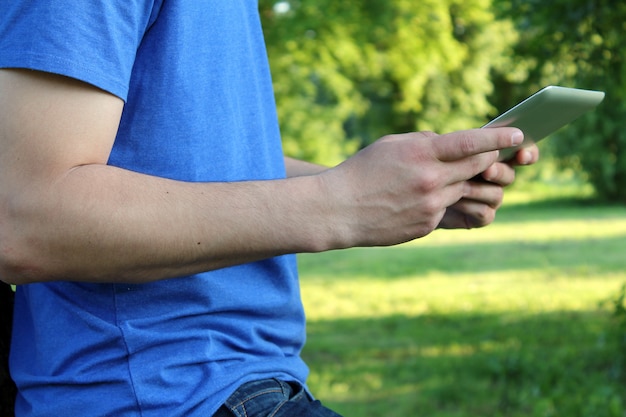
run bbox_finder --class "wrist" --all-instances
[306,170,357,252]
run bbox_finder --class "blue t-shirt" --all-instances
[0,1,309,416]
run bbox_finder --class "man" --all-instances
[0,1,537,416]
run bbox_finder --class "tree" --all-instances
[494,0,626,202]
[260,0,518,166]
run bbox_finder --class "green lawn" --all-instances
[298,185,626,417]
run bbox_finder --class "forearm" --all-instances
[0,70,339,285]
[284,156,328,177]
[0,70,530,286]
[1,164,338,285]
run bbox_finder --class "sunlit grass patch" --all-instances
[298,192,626,417]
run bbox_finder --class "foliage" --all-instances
[612,284,626,340]
[259,0,517,165]
[604,283,626,380]
[260,1,626,201]
[494,0,626,202]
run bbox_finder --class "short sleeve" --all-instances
[0,0,161,100]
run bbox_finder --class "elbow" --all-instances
[0,255,29,287]
[0,204,49,286]
[0,235,50,286]
[0,235,44,286]
[0,263,30,287]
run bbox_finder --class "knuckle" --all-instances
[420,197,446,220]
[414,171,442,194]
[472,205,496,226]
[379,134,397,143]
[457,132,479,155]
[420,131,438,138]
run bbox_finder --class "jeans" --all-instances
[212,379,343,417]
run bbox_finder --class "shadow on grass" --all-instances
[303,310,625,417]
[497,197,626,223]
[298,234,626,281]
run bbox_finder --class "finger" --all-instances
[420,131,439,139]
[378,130,438,143]
[443,199,498,229]
[481,162,516,186]
[510,144,540,166]
[463,181,505,209]
[434,128,524,162]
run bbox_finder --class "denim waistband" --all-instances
[213,378,343,417]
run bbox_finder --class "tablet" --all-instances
[483,86,605,161]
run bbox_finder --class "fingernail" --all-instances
[521,150,533,165]
[512,131,524,146]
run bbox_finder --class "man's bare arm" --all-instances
[0,69,524,285]
[0,70,337,284]
[284,157,327,177]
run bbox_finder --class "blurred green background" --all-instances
[258,1,626,416]
[297,188,626,416]
[260,0,626,202]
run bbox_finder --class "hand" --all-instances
[318,127,524,248]
[438,144,540,229]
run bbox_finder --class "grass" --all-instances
[297,182,626,417]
